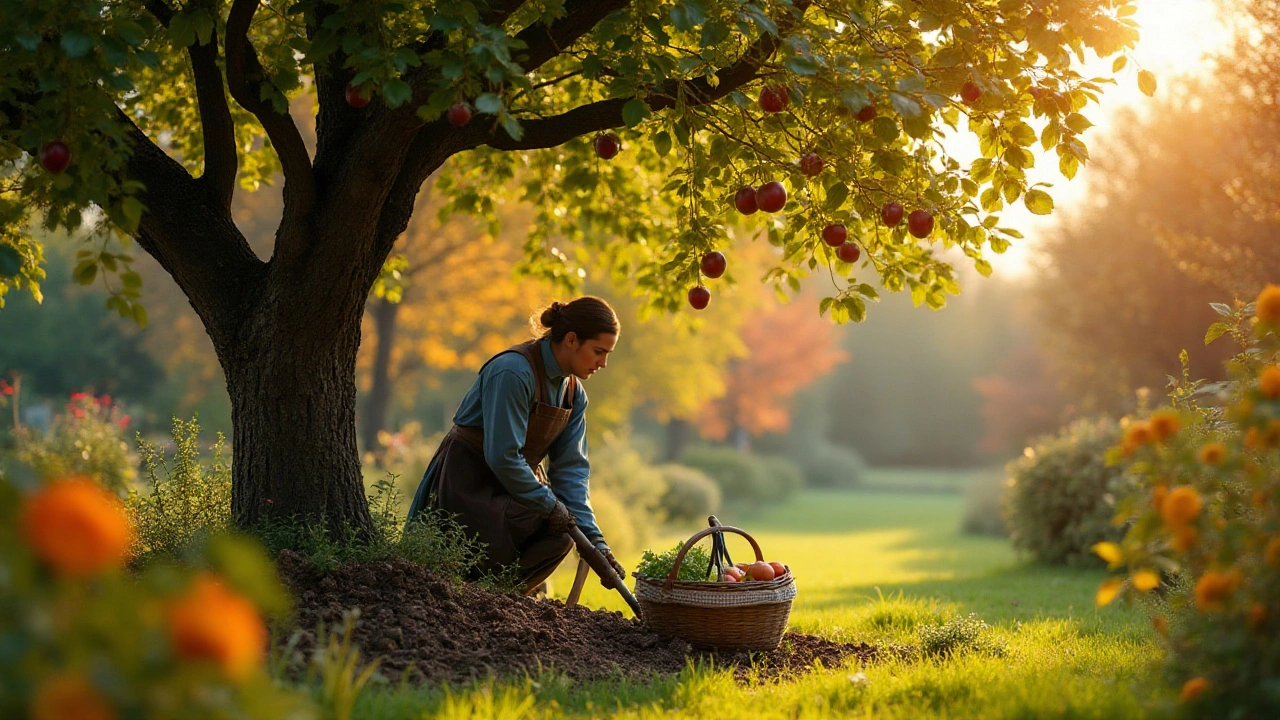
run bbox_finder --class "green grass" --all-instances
[350,484,1167,719]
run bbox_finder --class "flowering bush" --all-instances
[13,391,136,493]
[1097,285,1280,716]
[0,473,311,718]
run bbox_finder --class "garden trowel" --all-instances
[565,526,643,617]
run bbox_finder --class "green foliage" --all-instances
[960,472,1009,538]
[679,446,801,505]
[12,391,136,493]
[635,540,713,582]
[1101,297,1280,716]
[656,463,721,525]
[790,439,868,489]
[127,415,232,566]
[1003,417,1126,566]
[917,613,1006,659]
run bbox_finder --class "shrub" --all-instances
[679,446,802,505]
[656,463,721,525]
[634,540,714,581]
[12,392,136,493]
[127,416,232,565]
[917,613,1006,658]
[961,471,1009,537]
[1098,292,1280,716]
[792,439,868,488]
[1003,417,1126,565]
[582,432,667,552]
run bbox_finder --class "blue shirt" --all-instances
[410,338,604,545]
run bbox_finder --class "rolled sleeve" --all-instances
[480,368,557,514]
[547,384,603,542]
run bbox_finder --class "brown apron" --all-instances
[432,340,578,584]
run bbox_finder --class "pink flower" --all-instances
[70,392,87,402]
[70,407,86,419]
[96,394,111,407]
[116,415,131,430]
[0,380,12,396]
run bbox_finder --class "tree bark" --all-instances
[361,296,401,454]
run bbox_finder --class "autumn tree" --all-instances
[0,0,1143,534]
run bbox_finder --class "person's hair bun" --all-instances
[539,301,566,328]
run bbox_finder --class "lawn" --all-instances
[353,477,1167,719]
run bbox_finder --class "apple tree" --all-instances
[0,0,1143,534]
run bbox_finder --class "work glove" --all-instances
[597,543,626,587]
[546,500,576,536]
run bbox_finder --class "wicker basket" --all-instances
[632,524,796,651]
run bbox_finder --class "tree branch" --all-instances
[225,0,316,249]
[188,32,239,208]
[512,0,630,74]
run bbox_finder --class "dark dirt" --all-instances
[275,551,880,685]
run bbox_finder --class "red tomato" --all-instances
[723,573,739,583]
[726,566,745,581]
[769,561,787,577]
[747,561,776,582]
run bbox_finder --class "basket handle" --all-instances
[663,525,764,592]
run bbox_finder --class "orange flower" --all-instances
[1161,486,1203,529]
[1256,284,1280,325]
[1133,570,1161,592]
[1252,490,1270,509]
[1266,537,1280,567]
[1172,527,1199,553]
[20,477,133,576]
[1245,426,1264,450]
[166,573,267,679]
[1122,421,1154,453]
[30,673,116,720]
[1195,568,1242,612]
[1197,443,1226,466]
[1262,366,1280,399]
[1152,484,1168,512]
[1180,677,1210,703]
[1149,411,1181,441]
[1152,614,1168,637]
[1248,603,1267,631]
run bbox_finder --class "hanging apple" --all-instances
[799,153,824,177]
[756,181,787,213]
[447,102,472,127]
[345,84,370,108]
[758,85,790,113]
[908,209,934,238]
[855,104,877,122]
[688,285,711,310]
[821,224,847,247]
[38,141,71,174]
[837,242,861,263]
[733,186,758,215]
[960,81,982,104]
[700,251,727,279]
[594,133,620,159]
[881,201,904,227]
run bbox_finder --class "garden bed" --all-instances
[275,551,877,684]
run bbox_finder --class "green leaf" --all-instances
[382,79,412,108]
[889,92,924,120]
[0,245,22,278]
[1210,302,1233,317]
[1204,321,1231,345]
[622,98,651,128]
[700,20,730,46]
[475,93,502,114]
[131,302,148,329]
[1137,70,1157,97]
[74,262,98,285]
[872,117,899,143]
[784,56,820,76]
[1024,188,1054,215]
[653,131,672,157]
[60,30,95,59]
[825,182,848,210]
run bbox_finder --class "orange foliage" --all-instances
[697,297,848,441]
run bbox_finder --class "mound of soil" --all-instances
[275,552,877,684]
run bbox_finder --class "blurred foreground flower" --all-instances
[30,673,116,720]
[20,477,132,576]
[166,573,267,679]
[1255,284,1280,326]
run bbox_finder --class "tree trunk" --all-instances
[664,418,691,462]
[221,271,375,537]
[361,296,401,454]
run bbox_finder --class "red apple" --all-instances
[881,201,904,227]
[38,141,71,174]
[908,209,934,238]
[960,81,982,104]
[821,224,847,247]
[345,84,370,108]
[447,102,472,127]
[594,133,620,159]
[688,285,711,310]
[700,251,727,279]
[837,242,861,263]
[759,85,790,113]
[855,104,877,122]
[756,181,787,213]
[734,186,758,215]
[799,153,824,177]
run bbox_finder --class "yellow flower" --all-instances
[1161,486,1203,529]
[1152,614,1168,637]
[1133,570,1161,592]
[1180,677,1210,703]
[1256,284,1280,325]
[1248,603,1267,631]
[1122,421,1154,454]
[1096,578,1123,606]
[1149,411,1180,441]
[166,573,267,680]
[1197,443,1226,466]
[1195,568,1242,612]
[20,477,133,576]
[30,673,116,720]
[1265,537,1280,567]
[1092,542,1123,565]
[1261,366,1280,399]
